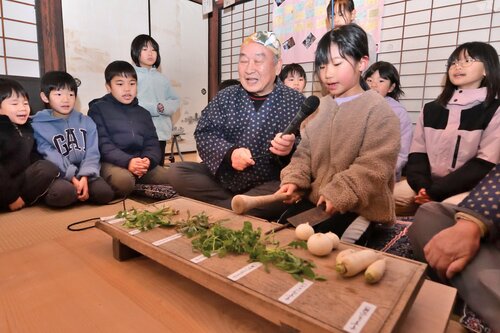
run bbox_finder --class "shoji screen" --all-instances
[0,0,39,77]
[379,0,499,121]
[220,0,322,95]
[220,0,499,120]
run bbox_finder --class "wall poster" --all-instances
[273,0,384,64]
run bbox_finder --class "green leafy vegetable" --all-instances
[117,209,325,281]
[116,206,179,231]
[191,221,325,282]
[175,211,212,238]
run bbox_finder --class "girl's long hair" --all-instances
[315,24,369,90]
[437,42,499,107]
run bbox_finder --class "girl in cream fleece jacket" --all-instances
[279,24,400,238]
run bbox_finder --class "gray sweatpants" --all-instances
[408,202,500,332]
[166,162,288,221]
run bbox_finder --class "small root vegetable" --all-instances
[336,249,380,277]
[365,258,386,284]
[335,249,356,265]
[295,222,314,241]
[307,233,333,256]
[325,232,340,249]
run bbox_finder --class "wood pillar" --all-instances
[36,0,66,73]
[208,3,221,100]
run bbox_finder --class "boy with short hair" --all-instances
[88,60,169,197]
[279,63,307,94]
[0,78,59,211]
[31,71,114,207]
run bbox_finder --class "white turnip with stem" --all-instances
[307,233,333,256]
[295,222,314,240]
[325,232,339,249]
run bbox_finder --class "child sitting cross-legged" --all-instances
[31,71,114,207]
[0,78,59,211]
[88,60,170,198]
[278,24,400,244]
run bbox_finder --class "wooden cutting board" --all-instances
[96,196,426,333]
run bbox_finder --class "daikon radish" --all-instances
[365,258,386,283]
[335,249,356,265]
[336,249,380,277]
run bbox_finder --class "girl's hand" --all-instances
[415,188,432,204]
[157,103,164,113]
[317,195,336,215]
[9,197,25,211]
[278,183,302,203]
[269,133,295,156]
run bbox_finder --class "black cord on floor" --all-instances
[66,198,127,231]
[67,218,98,231]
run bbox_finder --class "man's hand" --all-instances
[317,195,336,215]
[415,188,432,204]
[277,183,301,204]
[231,148,255,171]
[269,133,295,156]
[9,196,25,211]
[424,219,481,280]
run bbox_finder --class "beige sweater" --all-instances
[281,90,400,223]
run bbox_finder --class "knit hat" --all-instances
[243,31,281,58]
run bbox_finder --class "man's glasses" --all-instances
[447,57,481,69]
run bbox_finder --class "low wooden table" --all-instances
[95,197,455,333]
[0,227,456,332]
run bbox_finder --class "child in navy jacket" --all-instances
[88,61,170,197]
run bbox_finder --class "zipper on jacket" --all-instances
[452,135,461,168]
[13,123,23,137]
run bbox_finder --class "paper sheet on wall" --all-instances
[353,0,384,53]
[273,0,328,64]
[202,0,213,15]
[272,0,384,64]
[224,0,236,8]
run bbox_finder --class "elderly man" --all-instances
[408,164,499,332]
[166,31,306,220]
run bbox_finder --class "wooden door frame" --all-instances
[36,0,66,73]
[189,0,250,100]
[34,0,252,101]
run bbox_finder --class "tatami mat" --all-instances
[0,199,146,254]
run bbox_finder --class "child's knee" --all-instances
[45,180,77,207]
[110,175,135,197]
